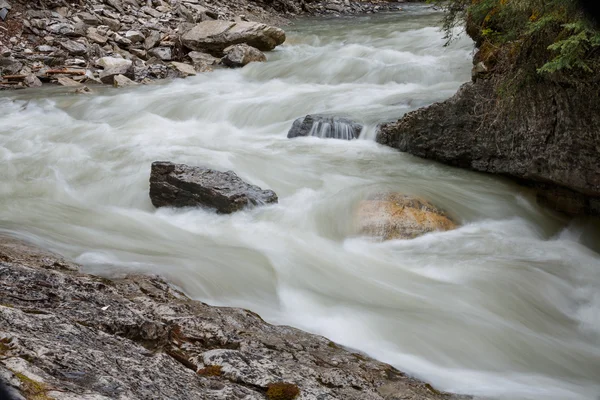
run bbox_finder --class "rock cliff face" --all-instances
[0,236,467,400]
[377,66,600,216]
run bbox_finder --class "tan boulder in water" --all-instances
[356,193,457,240]
[181,20,286,55]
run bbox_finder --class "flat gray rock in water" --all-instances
[288,114,363,140]
[149,161,278,213]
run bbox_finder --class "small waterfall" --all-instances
[308,117,362,140]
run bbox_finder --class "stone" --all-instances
[130,48,148,59]
[125,30,145,43]
[99,64,133,84]
[0,237,465,400]
[149,46,171,61]
[59,40,88,56]
[56,76,82,87]
[24,74,42,88]
[96,56,132,70]
[376,78,600,217]
[355,193,458,240]
[149,161,278,213]
[144,30,161,50]
[187,51,219,66]
[87,28,109,45]
[113,33,132,47]
[36,45,57,52]
[181,20,286,55]
[287,114,362,140]
[113,74,137,87]
[170,61,196,77]
[222,44,266,68]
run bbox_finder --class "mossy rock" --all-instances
[266,382,300,400]
[355,193,457,240]
[198,365,222,377]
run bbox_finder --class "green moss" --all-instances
[266,382,300,400]
[197,365,222,377]
[14,372,53,400]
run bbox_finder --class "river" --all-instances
[1,4,600,400]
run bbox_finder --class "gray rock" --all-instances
[376,79,600,216]
[187,50,219,66]
[113,74,137,87]
[222,43,266,68]
[56,76,82,86]
[125,30,145,43]
[149,161,278,213]
[144,30,161,49]
[0,237,466,400]
[181,20,285,55]
[96,56,132,70]
[288,114,363,140]
[170,61,196,77]
[99,63,134,84]
[87,27,109,45]
[59,40,88,56]
[24,74,42,87]
[149,46,171,61]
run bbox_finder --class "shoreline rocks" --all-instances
[0,236,467,400]
[149,161,278,213]
[0,1,409,91]
[287,114,363,140]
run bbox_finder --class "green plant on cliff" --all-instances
[430,0,600,78]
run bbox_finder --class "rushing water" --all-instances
[2,5,600,400]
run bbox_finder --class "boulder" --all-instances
[24,74,42,87]
[149,161,278,213]
[113,74,137,87]
[187,50,219,66]
[99,63,134,84]
[181,20,285,55]
[355,193,457,240]
[96,56,132,70]
[287,114,362,140]
[170,61,196,77]
[59,39,88,56]
[149,47,172,61]
[222,43,266,68]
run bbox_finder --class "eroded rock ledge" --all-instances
[0,237,466,400]
[377,77,600,216]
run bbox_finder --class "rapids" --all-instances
[1,5,600,399]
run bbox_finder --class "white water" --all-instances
[2,6,600,399]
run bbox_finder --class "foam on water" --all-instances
[1,5,600,399]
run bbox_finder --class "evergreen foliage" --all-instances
[431,0,600,77]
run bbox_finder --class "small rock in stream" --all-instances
[288,114,363,140]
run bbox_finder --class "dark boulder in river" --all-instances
[287,114,363,140]
[149,161,278,213]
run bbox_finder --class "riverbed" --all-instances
[1,5,599,400]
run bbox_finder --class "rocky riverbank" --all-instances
[0,0,407,90]
[0,236,467,400]
[376,1,600,217]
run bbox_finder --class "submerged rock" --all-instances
[181,20,286,55]
[355,193,457,240]
[149,161,278,213]
[287,114,363,140]
[0,237,466,400]
[222,44,266,68]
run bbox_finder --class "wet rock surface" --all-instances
[0,236,467,400]
[287,114,363,140]
[355,193,457,240]
[149,161,278,213]
[222,43,267,68]
[0,0,407,90]
[376,78,600,216]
